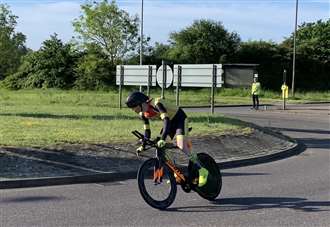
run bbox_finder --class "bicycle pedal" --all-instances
[181,184,192,193]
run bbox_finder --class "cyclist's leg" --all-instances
[175,119,208,187]
[175,118,196,162]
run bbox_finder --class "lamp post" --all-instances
[140,0,144,66]
[291,0,298,97]
[139,0,144,92]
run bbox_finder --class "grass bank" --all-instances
[0,88,327,147]
[0,89,252,147]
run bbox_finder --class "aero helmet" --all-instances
[125,91,149,108]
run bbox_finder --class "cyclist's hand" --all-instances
[157,139,166,148]
[139,136,149,145]
[136,145,145,155]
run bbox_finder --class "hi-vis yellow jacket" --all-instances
[251,82,261,95]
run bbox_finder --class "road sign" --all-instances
[173,64,224,87]
[156,65,173,88]
[116,65,157,86]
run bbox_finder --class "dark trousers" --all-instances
[252,94,259,109]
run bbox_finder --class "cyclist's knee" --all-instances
[176,134,184,150]
[176,135,192,151]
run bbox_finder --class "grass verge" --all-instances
[0,89,252,147]
[1,87,327,147]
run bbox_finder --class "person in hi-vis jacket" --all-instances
[251,74,261,110]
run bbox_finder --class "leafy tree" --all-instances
[3,34,78,89]
[236,41,289,90]
[167,19,240,64]
[126,42,171,65]
[74,45,114,90]
[282,19,330,63]
[281,19,330,90]
[72,0,139,66]
[0,4,28,79]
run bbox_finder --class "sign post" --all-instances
[162,60,166,98]
[211,64,217,114]
[176,65,182,106]
[119,65,124,109]
[147,65,152,96]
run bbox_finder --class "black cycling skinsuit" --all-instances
[139,98,187,140]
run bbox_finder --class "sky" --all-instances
[3,0,330,50]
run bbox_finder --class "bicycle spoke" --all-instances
[142,163,172,202]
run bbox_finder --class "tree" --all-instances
[72,0,139,66]
[282,19,330,64]
[236,41,289,90]
[166,19,240,64]
[0,4,28,79]
[3,34,78,89]
[281,19,330,90]
[74,45,114,90]
[126,42,171,65]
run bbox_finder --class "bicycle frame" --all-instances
[133,130,222,207]
[159,148,186,184]
[132,130,188,185]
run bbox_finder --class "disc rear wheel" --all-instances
[189,153,222,200]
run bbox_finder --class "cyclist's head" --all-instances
[125,91,150,109]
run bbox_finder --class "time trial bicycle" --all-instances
[132,130,222,210]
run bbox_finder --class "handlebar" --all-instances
[131,130,177,150]
[131,130,158,147]
[131,130,144,140]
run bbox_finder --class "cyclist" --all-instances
[125,91,209,187]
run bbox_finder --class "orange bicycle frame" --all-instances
[165,159,186,183]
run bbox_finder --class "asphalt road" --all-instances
[1,103,329,227]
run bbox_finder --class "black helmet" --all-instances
[125,91,149,108]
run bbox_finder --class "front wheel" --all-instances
[137,158,177,210]
[188,153,222,201]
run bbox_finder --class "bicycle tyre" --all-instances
[189,153,222,201]
[137,158,177,210]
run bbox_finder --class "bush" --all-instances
[74,50,115,90]
[1,34,78,89]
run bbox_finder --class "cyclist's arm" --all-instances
[139,112,151,139]
[155,103,170,140]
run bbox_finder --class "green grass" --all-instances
[0,88,328,147]
[0,88,328,107]
[147,88,330,106]
[0,89,252,147]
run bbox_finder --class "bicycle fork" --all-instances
[153,167,163,184]
[153,158,185,185]
[153,158,164,184]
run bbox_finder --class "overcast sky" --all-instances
[4,0,330,50]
